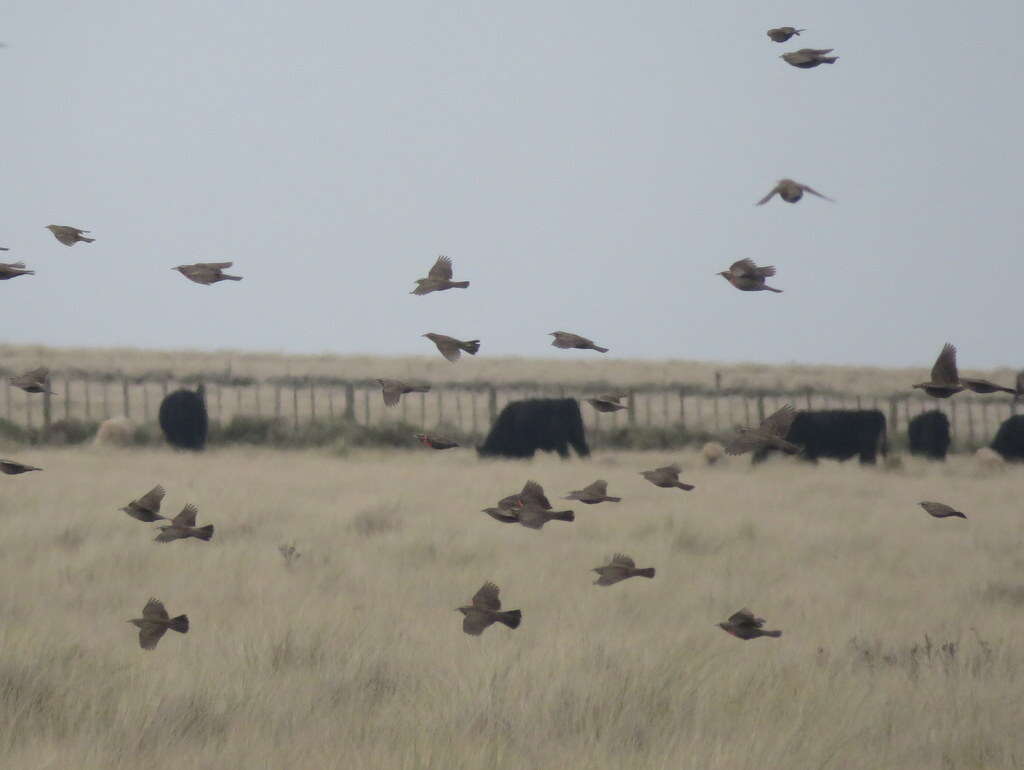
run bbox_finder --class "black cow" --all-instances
[752,409,887,465]
[478,398,589,459]
[908,410,951,460]
[158,385,209,450]
[991,415,1024,461]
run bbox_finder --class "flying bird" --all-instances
[411,255,469,295]
[45,225,94,245]
[593,554,655,586]
[154,504,214,543]
[173,262,243,285]
[781,48,838,68]
[415,433,459,449]
[497,480,552,511]
[756,179,834,205]
[767,27,804,42]
[422,333,480,363]
[718,608,782,640]
[9,367,55,394]
[564,479,621,504]
[483,483,574,528]
[120,485,167,522]
[725,404,800,456]
[919,501,967,519]
[457,582,521,636]
[376,378,430,406]
[0,459,42,475]
[586,394,628,412]
[717,259,783,293]
[960,377,1016,395]
[0,262,34,280]
[127,598,189,650]
[550,331,608,353]
[640,464,695,491]
[912,343,963,398]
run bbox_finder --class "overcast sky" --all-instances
[2,1,1021,369]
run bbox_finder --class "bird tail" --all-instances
[462,340,481,355]
[764,285,783,293]
[592,346,609,353]
[451,281,470,289]
[195,525,215,541]
[821,56,838,64]
[169,615,189,634]
[775,439,800,454]
[222,274,243,281]
[79,236,95,243]
[764,629,782,638]
[795,28,805,34]
[636,567,656,579]
[676,482,695,491]
[410,386,431,394]
[497,610,521,629]
[604,496,622,502]
[551,509,575,522]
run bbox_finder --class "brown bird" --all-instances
[172,262,243,285]
[415,433,459,449]
[497,479,552,511]
[756,178,834,205]
[586,393,628,412]
[640,463,695,491]
[717,259,783,293]
[550,331,609,353]
[9,367,55,394]
[1017,371,1024,401]
[422,333,480,363]
[960,377,1016,396]
[919,501,967,519]
[781,48,838,69]
[593,553,655,586]
[0,459,42,475]
[154,504,214,543]
[725,404,800,456]
[120,485,167,522]
[127,598,189,650]
[411,255,470,295]
[767,27,805,42]
[912,343,964,398]
[0,261,34,280]
[482,500,574,529]
[45,224,94,245]
[457,582,521,636]
[718,608,782,640]
[564,479,621,504]
[376,378,430,406]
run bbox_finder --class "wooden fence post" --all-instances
[627,390,636,425]
[292,386,299,430]
[677,389,686,428]
[363,387,371,426]
[756,394,765,423]
[888,397,899,435]
[84,381,92,419]
[102,382,110,418]
[274,385,282,418]
[42,389,52,432]
[142,383,149,422]
[488,387,497,423]
[122,377,131,419]
[64,378,71,421]
[309,383,316,421]
[344,383,355,420]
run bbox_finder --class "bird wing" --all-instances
[761,404,797,438]
[610,553,635,568]
[472,582,502,611]
[931,343,959,385]
[582,479,608,497]
[920,501,954,517]
[462,611,490,636]
[724,431,764,456]
[139,623,168,650]
[754,265,777,278]
[599,393,626,403]
[154,528,184,543]
[656,464,681,477]
[797,183,834,202]
[380,381,401,406]
[172,504,198,527]
[433,337,462,363]
[482,507,519,524]
[755,186,779,206]
[195,262,233,270]
[142,598,169,621]
[803,48,834,55]
[136,485,166,513]
[427,255,453,281]
[25,367,49,381]
[728,259,758,277]
[520,480,551,509]
[728,608,761,627]
[515,505,548,529]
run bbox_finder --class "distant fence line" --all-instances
[0,372,1019,447]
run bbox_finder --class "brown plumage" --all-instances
[565,479,621,504]
[912,343,964,398]
[717,259,783,293]
[514,502,575,529]
[411,255,469,295]
[415,433,459,449]
[376,378,430,406]
[919,501,967,519]
[640,464,695,491]
[756,178,834,205]
[593,553,655,586]
[725,404,800,456]
[154,504,214,543]
[45,224,94,245]
[718,608,782,640]
[457,582,521,636]
[128,598,189,650]
[586,393,628,412]
[482,483,574,529]
[497,480,552,511]
[422,333,480,363]
[0,261,34,280]
[550,331,609,353]
[0,459,42,475]
[781,48,838,68]
[173,262,243,285]
[767,27,805,42]
[120,485,167,522]
[960,377,1016,395]
[9,367,55,394]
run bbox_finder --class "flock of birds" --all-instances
[0,25,1017,647]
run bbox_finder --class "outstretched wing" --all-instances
[142,598,169,621]
[728,608,762,628]
[610,553,635,568]
[462,611,490,636]
[728,259,758,277]
[755,186,779,205]
[136,485,166,513]
[139,623,168,650]
[582,480,608,497]
[797,183,834,202]
[472,582,501,611]
[195,262,233,269]
[172,504,198,527]
[519,480,551,509]
[724,430,764,456]
[427,255,453,281]
[761,404,797,438]
[930,343,959,385]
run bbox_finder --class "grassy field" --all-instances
[1,443,1022,769]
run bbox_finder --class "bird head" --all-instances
[716,271,730,279]
[44,225,57,232]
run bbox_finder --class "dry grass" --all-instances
[1,445,1022,769]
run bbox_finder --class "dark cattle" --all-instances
[478,398,589,459]
[908,410,951,460]
[752,409,887,465]
[158,386,208,451]
[991,415,1024,461]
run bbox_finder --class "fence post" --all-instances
[804,388,813,410]
[363,387,371,426]
[420,391,427,428]
[454,390,463,432]
[309,383,316,421]
[678,389,686,428]
[756,394,765,423]
[142,383,149,422]
[84,381,92,419]
[488,387,497,422]
[122,376,131,419]
[344,383,355,421]
[64,378,71,421]
[888,397,899,435]
[274,385,282,418]
[627,390,636,425]
[292,386,299,430]
[42,389,52,432]
[964,400,974,446]
[102,382,110,418]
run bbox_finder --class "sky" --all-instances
[2,1,1022,369]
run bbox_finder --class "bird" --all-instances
[411,255,469,295]
[767,27,805,42]
[457,582,521,636]
[960,377,1016,396]
[717,259,783,293]
[586,393,628,412]
[497,480,552,512]
[422,333,480,363]
[564,479,621,504]
[376,378,430,406]
[0,262,34,280]
[640,464,695,491]
[127,598,189,650]
[919,501,967,519]
[120,485,167,522]
[415,433,459,449]
[550,331,608,353]
[0,459,42,475]
[154,504,214,543]
[1018,371,1024,401]
[482,483,575,528]
[781,48,838,69]
[718,609,782,640]
[9,367,55,394]
[45,225,94,245]
[593,554,655,586]
[172,262,243,285]
[725,404,800,456]
[756,179,834,205]
[912,343,964,398]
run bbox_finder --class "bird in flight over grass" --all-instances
[128,598,189,650]
[640,464,695,491]
[564,479,621,504]
[586,393,628,412]
[422,333,480,362]
[593,554,655,586]
[725,404,800,456]
[0,459,42,475]
[9,367,55,394]
[919,501,967,519]
[457,582,521,636]
[120,485,168,522]
[155,504,214,543]
[376,378,430,406]
[550,331,609,353]
[411,255,470,295]
[718,608,782,640]
[912,343,964,398]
